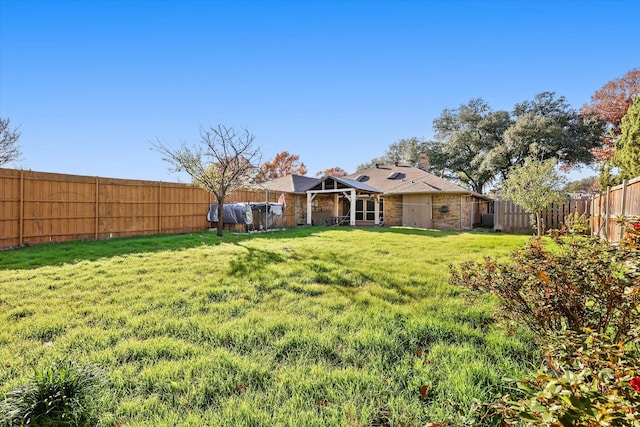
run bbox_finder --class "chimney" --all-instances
[375,163,379,168]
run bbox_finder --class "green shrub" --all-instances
[0,360,105,427]
[562,212,591,236]
[465,330,640,426]
[450,234,640,344]
[452,228,640,426]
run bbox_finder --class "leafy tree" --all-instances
[0,117,21,166]
[259,151,307,181]
[614,95,640,180]
[598,161,622,190]
[315,166,348,177]
[432,98,512,193]
[562,176,599,195]
[582,68,640,161]
[152,124,261,237]
[500,92,603,174]
[430,94,601,194]
[500,157,566,236]
[357,137,432,170]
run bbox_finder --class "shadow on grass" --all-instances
[0,232,226,271]
[0,227,324,271]
[0,225,509,271]
[228,243,286,276]
[354,226,499,238]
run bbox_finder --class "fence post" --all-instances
[619,179,628,241]
[590,194,595,237]
[19,170,24,246]
[95,177,99,240]
[604,186,611,242]
[470,198,475,229]
[158,181,162,234]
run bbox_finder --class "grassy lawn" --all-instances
[0,227,533,426]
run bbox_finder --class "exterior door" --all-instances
[402,194,432,228]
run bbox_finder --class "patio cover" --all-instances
[305,176,381,226]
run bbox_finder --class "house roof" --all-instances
[306,175,380,193]
[257,174,320,194]
[346,164,487,197]
[257,165,491,199]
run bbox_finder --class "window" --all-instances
[366,200,375,220]
[354,198,383,221]
[355,199,364,220]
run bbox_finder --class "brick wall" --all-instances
[383,195,403,226]
[293,194,307,225]
[310,194,337,225]
[431,194,473,230]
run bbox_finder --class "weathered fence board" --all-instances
[591,176,640,243]
[494,176,639,241]
[494,198,592,234]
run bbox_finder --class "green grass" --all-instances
[0,227,533,426]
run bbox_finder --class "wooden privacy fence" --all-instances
[494,198,592,234]
[591,176,640,243]
[0,168,299,249]
[0,168,213,248]
[494,176,640,241]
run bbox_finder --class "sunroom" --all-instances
[305,176,382,226]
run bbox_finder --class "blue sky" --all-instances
[1,0,638,184]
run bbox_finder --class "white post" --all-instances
[334,193,340,217]
[374,194,380,225]
[350,189,356,226]
[307,193,313,225]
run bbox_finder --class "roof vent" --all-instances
[354,174,367,182]
[375,163,379,168]
[387,172,400,179]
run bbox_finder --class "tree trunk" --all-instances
[536,211,542,237]
[216,197,224,237]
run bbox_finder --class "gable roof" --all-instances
[346,164,473,195]
[306,175,380,193]
[257,174,320,194]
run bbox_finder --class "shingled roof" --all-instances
[346,164,473,195]
[256,174,320,194]
[306,175,380,193]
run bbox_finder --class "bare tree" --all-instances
[152,124,261,237]
[0,117,22,166]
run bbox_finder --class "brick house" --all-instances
[304,164,491,230]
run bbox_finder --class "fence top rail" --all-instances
[0,167,201,188]
[602,176,640,193]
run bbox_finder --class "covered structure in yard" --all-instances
[305,176,381,226]
[305,164,492,230]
